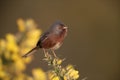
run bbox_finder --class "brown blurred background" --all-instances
[0,0,119,80]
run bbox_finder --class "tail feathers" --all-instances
[22,46,39,58]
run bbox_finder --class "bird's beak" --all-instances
[63,26,68,29]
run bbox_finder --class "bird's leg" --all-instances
[42,48,48,57]
[51,49,57,58]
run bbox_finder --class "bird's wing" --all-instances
[36,32,50,47]
[40,32,50,42]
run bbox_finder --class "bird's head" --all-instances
[50,21,68,34]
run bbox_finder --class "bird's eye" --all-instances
[56,25,61,29]
[58,26,63,30]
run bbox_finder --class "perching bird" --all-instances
[22,21,68,58]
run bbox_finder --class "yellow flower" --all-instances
[6,34,19,54]
[66,65,73,70]
[4,51,11,60]
[48,71,55,80]
[26,29,41,46]
[27,29,41,39]
[52,76,59,80]
[20,29,41,55]
[11,53,20,61]
[73,74,79,79]
[69,69,79,79]
[17,18,25,32]
[14,59,25,71]
[63,76,68,80]
[0,70,6,79]
[65,65,80,79]
[57,59,62,65]
[24,39,36,47]
[26,19,37,30]
[27,77,33,80]
[0,58,3,70]
[23,57,32,64]
[0,39,6,54]
[0,18,46,80]
[20,47,33,55]
[32,68,46,80]
[14,74,24,80]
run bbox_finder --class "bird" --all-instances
[22,21,68,58]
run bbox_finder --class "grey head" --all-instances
[49,20,67,34]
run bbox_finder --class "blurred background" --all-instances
[0,0,119,80]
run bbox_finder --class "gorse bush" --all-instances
[0,18,79,80]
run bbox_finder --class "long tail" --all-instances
[22,46,39,58]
